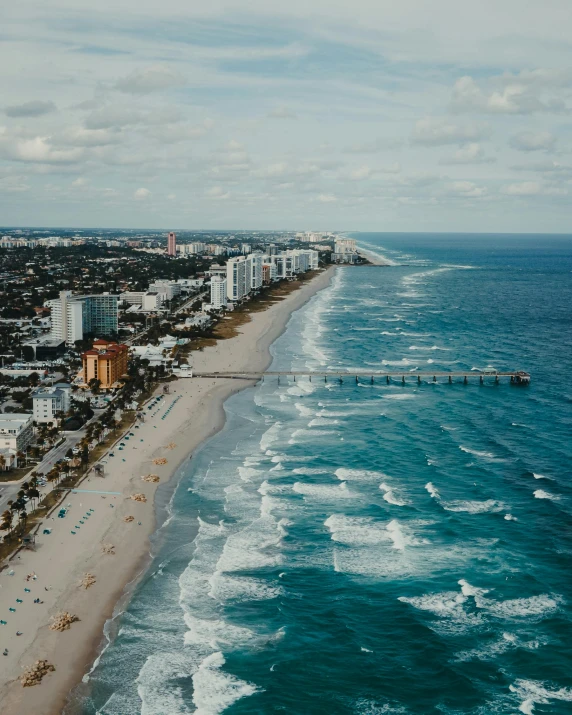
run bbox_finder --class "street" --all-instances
[0,420,96,517]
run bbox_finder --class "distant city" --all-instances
[0,229,360,476]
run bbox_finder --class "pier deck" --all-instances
[190,370,530,384]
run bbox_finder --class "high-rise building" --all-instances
[45,291,84,345]
[82,340,128,390]
[210,276,227,309]
[167,232,177,256]
[81,294,119,337]
[247,253,263,291]
[226,256,248,302]
[45,291,118,344]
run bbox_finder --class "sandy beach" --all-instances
[0,266,334,715]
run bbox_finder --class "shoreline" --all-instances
[357,247,395,266]
[0,266,335,715]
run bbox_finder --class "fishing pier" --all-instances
[190,370,530,385]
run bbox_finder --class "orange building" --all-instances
[82,339,129,390]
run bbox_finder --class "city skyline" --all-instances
[1,1,571,232]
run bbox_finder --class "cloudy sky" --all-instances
[1,0,571,231]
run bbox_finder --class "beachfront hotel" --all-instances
[45,290,119,344]
[81,340,128,390]
[210,276,227,309]
[226,256,249,301]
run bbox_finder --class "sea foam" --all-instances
[192,652,258,715]
[533,489,559,501]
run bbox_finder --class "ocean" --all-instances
[69,233,572,715]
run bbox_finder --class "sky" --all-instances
[1,0,572,232]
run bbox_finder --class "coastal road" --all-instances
[174,289,209,315]
[0,423,95,516]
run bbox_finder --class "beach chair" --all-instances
[9,608,16,612]
[24,588,31,593]
[16,599,23,603]
[71,531,76,535]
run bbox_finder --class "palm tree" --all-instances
[0,453,5,472]
[26,487,40,513]
[0,509,13,538]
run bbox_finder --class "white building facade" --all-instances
[148,281,182,302]
[226,256,248,302]
[45,291,119,344]
[32,383,72,424]
[210,276,227,309]
[0,414,34,452]
[45,291,83,345]
[247,253,263,291]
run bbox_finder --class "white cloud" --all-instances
[207,186,230,199]
[267,106,297,119]
[0,136,84,164]
[451,75,569,114]
[115,65,186,95]
[412,117,491,145]
[133,187,151,200]
[509,131,556,152]
[379,162,401,174]
[502,181,542,196]
[0,174,30,192]
[343,138,402,154]
[147,120,213,143]
[440,142,494,165]
[5,100,57,118]
[54,126,123,147]
[447,181,488,198]
[349,165,372,180]
[510,159,572,175]
[84,105,146,130]
[316,193,337,202]
[71,177,89,187]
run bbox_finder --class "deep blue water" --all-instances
[70,234,572,715]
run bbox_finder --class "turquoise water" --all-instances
[70,234,572,714]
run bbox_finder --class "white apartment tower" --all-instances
[226,256,248,302]
[247,253,263,291]
[210,276,227,309]
[45,291,83,345]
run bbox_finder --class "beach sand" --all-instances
[0,266,334,715]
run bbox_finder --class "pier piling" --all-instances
[193,370,530,386]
